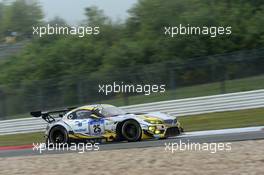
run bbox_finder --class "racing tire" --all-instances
[49,126,69,145]
[121,120,142,142]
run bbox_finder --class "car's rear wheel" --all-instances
[121,120,142,142]
[49,126,69,144]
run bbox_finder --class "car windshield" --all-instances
[99,105,127,118]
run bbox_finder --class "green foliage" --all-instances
[84,6,110,26]
[1,0,264,84]
[126,0,264,59]
[0,0,264,117]
[0,0,43,40]
[0,2,5,40]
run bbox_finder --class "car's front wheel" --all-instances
[121,120,142,142]
[180,127,184,133]
[49,126,69,144]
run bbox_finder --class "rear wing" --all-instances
[30,107,77,123]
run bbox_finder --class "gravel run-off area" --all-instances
[0,140,264,175]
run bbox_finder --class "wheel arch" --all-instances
[48,123,69,137]
[116,118,141,132]
[115,118,142,141]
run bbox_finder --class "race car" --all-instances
[31,104,183,144]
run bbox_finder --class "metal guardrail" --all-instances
[0,89,264,135]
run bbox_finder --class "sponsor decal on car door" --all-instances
[72,120,88,133]
[88,119,105,136]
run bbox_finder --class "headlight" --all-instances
[144,119,163,124]
[154,130,161,134]
[148,126,156,131]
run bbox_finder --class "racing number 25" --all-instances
[93,124,101,134]
[89,119,104,135]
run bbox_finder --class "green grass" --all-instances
[99,74,264,106]
[7,74,264,120]
[1,108,264,146]
[179,108,264,131]
[0,132,44,147]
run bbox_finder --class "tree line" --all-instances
[0,0,263,95]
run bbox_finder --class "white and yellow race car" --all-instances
[31,104,183,144]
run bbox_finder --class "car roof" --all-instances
[75,104,115,111]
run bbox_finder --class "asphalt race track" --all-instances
[1,126,264,158]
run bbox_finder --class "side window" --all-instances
[76,110,92,119]
[67,112,77,120]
